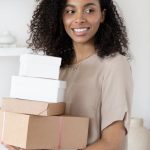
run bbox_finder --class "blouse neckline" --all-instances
[68,53,98,68]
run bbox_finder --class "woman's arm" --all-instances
[83,121,126,150]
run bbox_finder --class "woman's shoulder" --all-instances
[103,52,128,62]
[102,53,130,67]
[100,53,132,74]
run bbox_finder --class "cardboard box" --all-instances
[0,111,89,149]
[10,76,66,102]
[1,98,65,116]
[19,54,61,79]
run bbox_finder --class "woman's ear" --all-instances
[100,9,106,23]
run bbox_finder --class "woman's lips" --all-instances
[71,27,90,36]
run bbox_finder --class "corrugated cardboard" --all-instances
[0,111,89,149]
[1,98,65,116]
[19,54,61,79]
[10,76,66,102]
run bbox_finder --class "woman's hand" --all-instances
[3,145,19,150]
[1,142,44,150]
[1,142,24,150]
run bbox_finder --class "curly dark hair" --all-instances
[27,0,129,67]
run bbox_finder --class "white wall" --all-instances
[117,0,150,128]
[0,57,19,99]
[0,0,36,47]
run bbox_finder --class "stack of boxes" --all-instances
[11,54,66,102]
[0,54,89,149]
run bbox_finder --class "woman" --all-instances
[4,0,133,149]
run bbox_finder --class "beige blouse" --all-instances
[59,53,133,147]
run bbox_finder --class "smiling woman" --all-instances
[62,0,104,45]
[4,0,133,150]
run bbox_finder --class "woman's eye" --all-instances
[65,10,75,14]
[84,9,95,14]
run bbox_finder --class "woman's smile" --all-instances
[71,27,90,36]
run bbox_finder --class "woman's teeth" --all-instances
[73,28,89,33]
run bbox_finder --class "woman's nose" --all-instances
[75,13,86,24]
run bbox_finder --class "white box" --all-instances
[19,54,61,79]
[10,76,66,103]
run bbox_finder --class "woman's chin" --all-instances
[72,38,92,45]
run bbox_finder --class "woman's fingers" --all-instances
[1,141,29,150]
[2,143,19,150]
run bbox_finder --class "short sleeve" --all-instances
[101,55,133,132]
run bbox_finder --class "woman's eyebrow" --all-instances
[65,3,96,8]
[65,4,76,8]
[84,3,97,7]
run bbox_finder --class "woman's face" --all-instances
[62,0,104,44]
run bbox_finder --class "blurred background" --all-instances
[0,0,150,149]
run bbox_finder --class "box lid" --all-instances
[2,98,66,116]
[20,54,62,66]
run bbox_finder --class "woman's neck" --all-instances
[73,41,96,64]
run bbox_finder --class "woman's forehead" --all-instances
[65,0,100,5]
